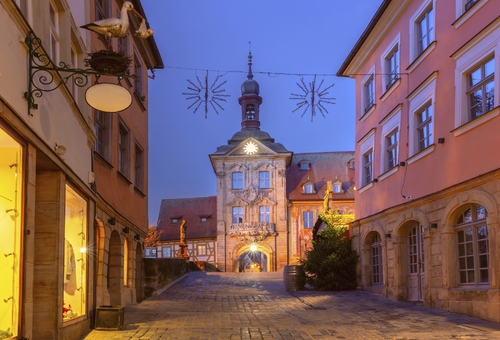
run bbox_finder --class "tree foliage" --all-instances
[300,213,358,291]
[144,226,163,248]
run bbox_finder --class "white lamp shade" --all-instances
[85,83,132,112]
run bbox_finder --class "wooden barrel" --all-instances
[283,265,305,292]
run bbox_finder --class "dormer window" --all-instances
[199,215,211,223]
[302,179,316,194]
[171,219,178,224]
[201,217,207,223]
[333,182,342,193]
[170,216,182,224]
[299,160,310,171]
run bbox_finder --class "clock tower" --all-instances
[209,54,292,272]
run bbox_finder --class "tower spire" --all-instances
[247,42,253,79]
[239,48,262,130]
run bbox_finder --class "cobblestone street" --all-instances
[83,271,500,339]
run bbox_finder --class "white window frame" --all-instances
[361,65,376,119]
[358,129,375,192]
[259,171,270,189]
[333,182,342,194]
[232,207,243,224]
[454,0,488,28]
[381,34,401,95]
[455,204,489,286]
[409,0,435,64]
[49,0,60,64]
[379,106,401,178]
[453,23,500,135]
[303,211,314,229]
[259,206,270,223]
[232,172,243,189]
[408,74,437,162]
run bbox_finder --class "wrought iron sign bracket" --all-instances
[23,31,136,116]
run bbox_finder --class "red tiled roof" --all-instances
[286,152,355,201]
[156,196,217,241]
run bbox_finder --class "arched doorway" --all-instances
[233,243,272,272]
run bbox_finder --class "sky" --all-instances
[141,1,383,226]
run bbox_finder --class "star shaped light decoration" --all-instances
[290,75,335,122]
[243,141,258,155]
[183,70,230,118]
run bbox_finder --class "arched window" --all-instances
[456,204,489,286]
[370,233,383,285]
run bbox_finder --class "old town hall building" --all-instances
[156,55,355,272]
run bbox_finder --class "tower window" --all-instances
[246,104,255,120]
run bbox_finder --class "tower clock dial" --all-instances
[243,141,258,155]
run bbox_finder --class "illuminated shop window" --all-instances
[63,185,87,321]
[0,127,23,338]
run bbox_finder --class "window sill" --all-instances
[452,106,500,137]
[360,104,376,122]
[358,182,374,194]
[407,144,435,165]
[117,171,132,185]
[407,41,436,73]
[378,166,399,181]
[380,79,401,102]
[134,186,146,197]
[94,151,113,169]
[453,0,487,29]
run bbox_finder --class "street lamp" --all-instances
[24,32,135,116]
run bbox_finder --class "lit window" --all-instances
[370,233,383,285]
[259,206,270,223]
[64,185,87,321]
[456,204,489,285]
[467,57,494,121]
[118,121,130,177]
[259,171,270,189]
[232,207,243,224]
[303,211,314,229]
[197,245,207,256]
[232,172,243,189]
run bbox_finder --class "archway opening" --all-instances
[237,251,268,272]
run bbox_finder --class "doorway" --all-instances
[407,224,424,302]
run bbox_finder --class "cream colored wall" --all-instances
[0,0,93,186]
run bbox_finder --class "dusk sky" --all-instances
[141,1,383,225]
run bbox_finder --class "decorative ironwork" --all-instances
[290,74,335,122]
[23,32,136,116]
[182,70,230,118]
[228,222,276,243]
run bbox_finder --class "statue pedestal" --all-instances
[179,243,189,263]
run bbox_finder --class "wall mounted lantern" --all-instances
[24,32,135,116]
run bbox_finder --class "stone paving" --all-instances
[82,271,500,339]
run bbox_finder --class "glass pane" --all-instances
[457,231,464,243]
[463,209,472,223]
[466,243,473,255]
[458,244,465,256]
[464,228,473,241]
[466,256,474,269]
[480,269,489,283]
[459,271,467,283]
[486,81,495,112]
[477,225,488,240]
[469,66,482,86]
[459,257,466,270]
[479,254,488,268]
[467,270,475,283]
[64,185,88,321]
[476,205,486,220]
[485,58,494,77]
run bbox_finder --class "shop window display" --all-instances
[0,128,23,338]
[63,185,87,321]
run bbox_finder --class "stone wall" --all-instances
[143,258,188,298]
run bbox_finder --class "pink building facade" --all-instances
[338,0,500,322]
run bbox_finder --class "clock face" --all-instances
[243,141,258,155]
